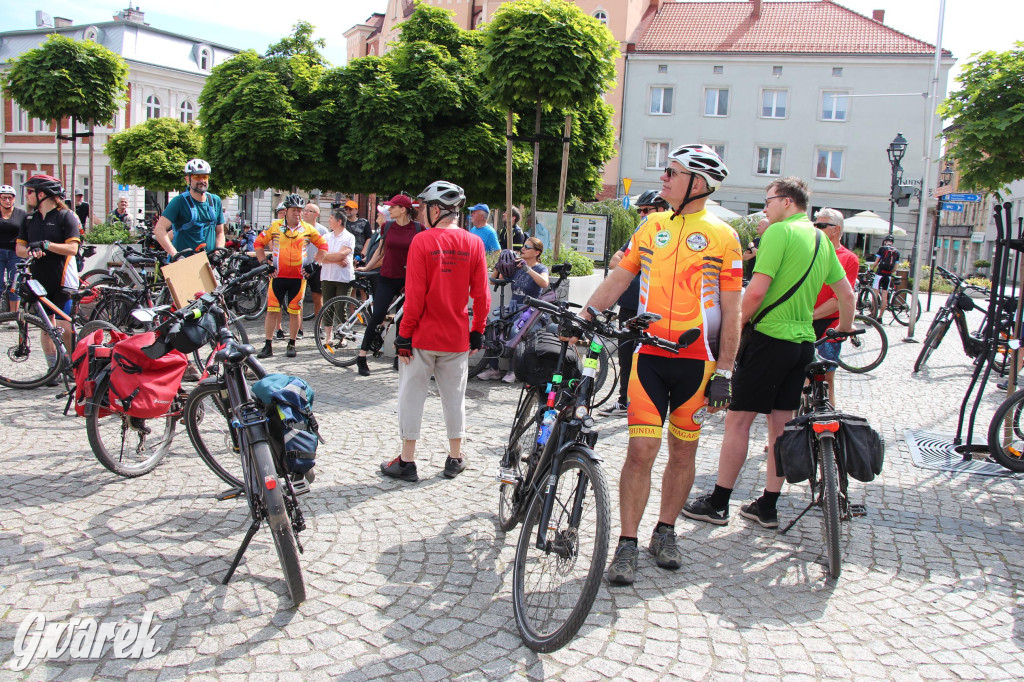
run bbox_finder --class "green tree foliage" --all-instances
[1,34,128,126]
[480,0,618,111]
[940,42,1024,193]
[106,118,204,192]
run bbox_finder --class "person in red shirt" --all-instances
[811,208,860,407]
[380,181,490,483]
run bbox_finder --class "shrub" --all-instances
[974,259,991,269]
[540,247,594,276]
[85,222,131,244]
[966,275,992,289]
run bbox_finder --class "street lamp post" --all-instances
[886,132,908,238]
[927,163,956,312]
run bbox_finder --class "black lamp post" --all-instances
[886,133,908,238]
[927,162,956,311]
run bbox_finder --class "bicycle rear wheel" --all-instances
[836,315,887,373]
[184,382,243,488]
[0,311,62,389]
[499,387,541,532]
[856,287,880,319]
[987,389,1024,472]
[314,296,367,367]
[819,437,842,580]
[889,289,919,327]
[512,451,610,652]
[85,374,176,477]
[251,440,305,605]
[468,321,503,379]
[913,318,950,373]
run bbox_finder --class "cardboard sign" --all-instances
[161,251,217,308]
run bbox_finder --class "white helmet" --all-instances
[184,158,212,175]
[417,181,466,209]
[0,185,14,196]
[666,144,729,191]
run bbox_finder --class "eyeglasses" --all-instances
[814,222,835,229]
[765,195,787,204]
[662,167,691,179]
[190,174,210,181]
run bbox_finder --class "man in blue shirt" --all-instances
[153,158,225,258]
[468,203,501,254]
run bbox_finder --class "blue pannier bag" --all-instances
[252,374,324,478]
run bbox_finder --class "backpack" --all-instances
[513,329,581,387]
[877,246,900,274]
[253,374,325,478]
[108,333,188,418]
[71,327,130,417]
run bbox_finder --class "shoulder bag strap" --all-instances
[751,229,822,326]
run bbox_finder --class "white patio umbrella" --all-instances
[705,199,742,221]
[842,211,907,237]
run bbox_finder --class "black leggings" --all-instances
[617,307,638,404]
[361,275,405,351]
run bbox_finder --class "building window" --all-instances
[756,146,783,176]
[649,87,673,115]
[658,64,667,73]
[592,10,608,25]
[11,171,26,204]
[772,65,783,75]
[761,89,787,118]
[704,143,726,161]
[11,102,29,133]
[832,67,844,77]
[200,49,210,71]
[146,95,161,120]
[816,149,844,180]
[713,65,723,74]
[822,91,848,121]
[645,141,669,170]
[180,100,194,124]
[704,88,729,117]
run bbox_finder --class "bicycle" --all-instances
[986,381,1024,472]
[496,295,698,651]
[913,266,1014,374]
[834,314,888,374]
[854,271,880,319]
[153,265,307,604]
[779,328,866,581]
[312,270,404,368]
[872,274,919,327]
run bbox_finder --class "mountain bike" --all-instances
[913,266,1014,374]
[834,314,887,374]
[854,271,880,319]
[312,271,404,368]
[986,381,1024,473]
[496,295,698,652]
[149,264,307,604]
[779,329,866,581]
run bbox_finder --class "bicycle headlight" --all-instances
[575,406,589,420]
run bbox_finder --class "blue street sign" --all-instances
[940,202,965,213]
[622,196,630,209]
[118,184,130,192]
[946,193,980,202]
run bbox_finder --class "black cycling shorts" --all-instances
[730,330,813,414]
[268,277,305,315]
[627,354,714,441]
[873,272,894,291]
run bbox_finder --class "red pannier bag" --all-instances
[108,332,188,418]
[71,327,129,417]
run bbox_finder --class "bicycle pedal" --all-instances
[216,486,245,501]
[849,503,867,517]
[291,478,310,496]
[495,467,520,486]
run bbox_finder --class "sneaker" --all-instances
[648,526,683,569]
[598,401,628,417]
[356,355,370,376]
[443,456,467,479]
[275,329,285,340]
[681,494,730,526]
[285,341,297,358]
[380,456,418,482]
[477,368,502,381]
[257,341,273,359]
[739,499,779,529]
[997,380,1010,391]
[606,541,640,585]
[183,363,202,382]
[297,328,304,339]
[501,371,517,383]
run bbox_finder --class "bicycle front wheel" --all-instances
[314,296,367,367]
[819,437,842,581]
[856,287,880,319]
[499,387,541,532]
[512,451,610,652]
[987,389,1024,472]
[251,440,306,605]
[836,315,887,374]
[0,312,62,389]
[85,374,176,477]
[889,289,919,327]
[913,318,950,373]
[184,382,243,488]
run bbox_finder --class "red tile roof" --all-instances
[635,0,947,56]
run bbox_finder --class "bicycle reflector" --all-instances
[265,475,277,490]
[811,421,840,433]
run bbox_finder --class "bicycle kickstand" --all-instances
[222,518,261,585]
[779,501,815,535]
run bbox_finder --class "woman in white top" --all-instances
[319,208,356,342]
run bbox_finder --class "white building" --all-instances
[619,0,954,259]
[0,7,273,229]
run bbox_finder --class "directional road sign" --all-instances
[945,193,980,202]
[940,202,965,213]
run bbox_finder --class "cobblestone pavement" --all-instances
[2,303,1023,680]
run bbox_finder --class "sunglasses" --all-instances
[190,174,210,181]
[638,207,656,215]
[814,222,835,229]
[662,167,691,179]
[521,245,536,251]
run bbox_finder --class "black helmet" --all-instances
[282,193,306,209]
[495,249,518,280]
[882,235,895,245]
[23,174,65,200]
[636,190,669,211]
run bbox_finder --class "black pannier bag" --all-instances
[838,415,884,482]
[514,330,581,387]
[774,415,815,484]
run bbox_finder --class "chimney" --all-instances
[751,0,762,19]
[872,9,885,23]
[114,6,147,24]
[53,17,73,27]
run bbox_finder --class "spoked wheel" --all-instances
[836,315,888,374]
[499,388,541,532]
[302,284,316,321]
[468,321,504,379]
[85,374,176,477]
[987,389,1024,472]
[229,277,268,321]
[251,441,306,605]
[818,438,842,581]
[184,381,244,488]
[0,312,63,389]
[314,296,368,367]
[512,451,610,652]
[856,287,880,319]
[913,318,950,373]
[889,289,919,327]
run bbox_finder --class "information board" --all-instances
[533,211,611,262]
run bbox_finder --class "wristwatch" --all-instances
[714,368,733,380]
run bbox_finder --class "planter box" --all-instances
[81,244,119,273]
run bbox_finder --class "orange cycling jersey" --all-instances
[254,220,327,279]
[620,208,742,360]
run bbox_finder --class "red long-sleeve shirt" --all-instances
[399,226,490,352]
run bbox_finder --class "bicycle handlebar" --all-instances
[815,327,865,347]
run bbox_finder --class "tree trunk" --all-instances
[56,118,64,188]
[88,119,95,231]
[552,115,572,262]
[530,101,541,246]
[69,118,78,221]
[505,110,514,250]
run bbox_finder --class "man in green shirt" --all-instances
[683,177,855,529]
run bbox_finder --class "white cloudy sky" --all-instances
[2,0,1020,83]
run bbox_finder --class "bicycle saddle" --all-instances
[356,269,380,278]
[489,277,513,286]
[125,253,158,266]
[215,340,256,363]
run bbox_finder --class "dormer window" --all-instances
[593,9,609,25]
[194,44,213,71]
[200,48,210,71]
